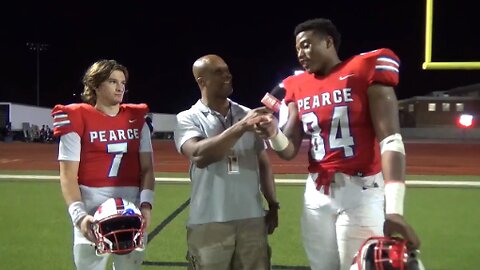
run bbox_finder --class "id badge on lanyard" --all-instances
[227,149,239,174]
[214,103,239,174]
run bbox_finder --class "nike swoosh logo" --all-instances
[129,119,137,123]
[339,74,355,80]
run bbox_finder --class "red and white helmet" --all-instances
[350,236,425,270]
[92,198,145,256]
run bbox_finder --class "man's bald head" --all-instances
[192,54,226,80]
[192,54,233,99]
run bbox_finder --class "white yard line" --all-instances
[0,174,479,187]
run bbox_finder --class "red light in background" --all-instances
[457,114,473,128]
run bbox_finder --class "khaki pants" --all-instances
[187,217,270,270]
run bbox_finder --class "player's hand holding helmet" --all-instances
[350,236,425,270]
[92,198,145,256]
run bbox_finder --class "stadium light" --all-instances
[457,114,474,128]
[27,42,49,106]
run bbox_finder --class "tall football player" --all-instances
[52,60,155,270]
[255,18,420,270]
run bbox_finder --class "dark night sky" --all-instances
[1,1,479,114]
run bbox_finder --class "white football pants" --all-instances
[301,172,385,270]
[72,227,147,270]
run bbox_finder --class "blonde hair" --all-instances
[81,60,129,105]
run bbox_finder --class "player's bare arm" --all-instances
[59,160,95,242]
[139,152,155,190]
[139,152,155,191]
[368,83,420,249]
[368,84,405,180]
[181,108,265,168]
[59,160,81,205]
[139,152,154,229]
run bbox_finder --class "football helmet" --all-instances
[350,236,425,270]
[92,198,145,255]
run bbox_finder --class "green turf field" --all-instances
[0,175,479,269]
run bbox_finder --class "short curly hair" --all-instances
[294,18,341,52]
[81,60,128,105]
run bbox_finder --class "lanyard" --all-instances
[214,102,233,130]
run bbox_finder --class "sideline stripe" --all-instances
[1,174,479,188]
[143,261,310,269]
[147,199,190,244]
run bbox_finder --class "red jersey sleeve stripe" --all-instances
[53,113,68,119]
[375,65,399,73]
[376,56,400,67]
[53,120,71,128]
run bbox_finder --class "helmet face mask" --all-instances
[352,236,425,270]
[92,198,145,256]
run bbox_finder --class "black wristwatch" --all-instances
[268,201,280,210]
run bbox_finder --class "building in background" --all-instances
[399,83,480,128]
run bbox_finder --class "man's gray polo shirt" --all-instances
[174,99,266,225]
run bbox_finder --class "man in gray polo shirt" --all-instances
[174,54,279,270]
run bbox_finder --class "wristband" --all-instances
[384,181,405,215]
[68,201,87,227]
[268,201,280,210]
[268,130,289,151]
[140,189,154,208]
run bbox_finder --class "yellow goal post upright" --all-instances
[423,0,480,70]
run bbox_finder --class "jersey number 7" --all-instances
[107,142,128,177]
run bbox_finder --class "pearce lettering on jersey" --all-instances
[297,88,353,111]
[89,129,140,143]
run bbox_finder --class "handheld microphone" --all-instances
[261,92,281,112]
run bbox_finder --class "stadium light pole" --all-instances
[27,42,49,106]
